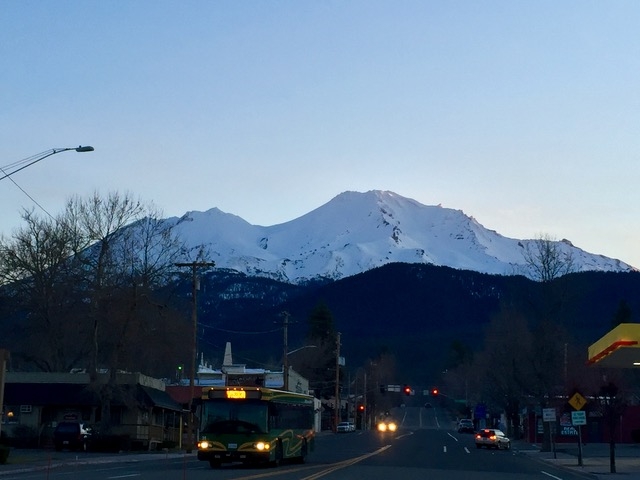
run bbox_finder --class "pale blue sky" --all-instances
[2,1,639,267]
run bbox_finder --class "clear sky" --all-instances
[2,1,639,268]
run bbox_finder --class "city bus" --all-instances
[196,386,315,468]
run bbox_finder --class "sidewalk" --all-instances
[0,448,194,476]
[515,441,640,479]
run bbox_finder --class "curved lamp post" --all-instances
[0,145,94,181]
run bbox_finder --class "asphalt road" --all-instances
[0,406,594,480]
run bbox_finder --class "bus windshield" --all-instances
[201,400,268,434]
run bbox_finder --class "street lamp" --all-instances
[287,345,317,356]
[0,146,94,181]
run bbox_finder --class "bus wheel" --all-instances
[209,460,221,469]
[270,441,283,467]
[294,440,307,464]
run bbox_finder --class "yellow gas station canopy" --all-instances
[587,323,640,368]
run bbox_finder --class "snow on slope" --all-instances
[166,190,633,284]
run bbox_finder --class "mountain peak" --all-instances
[165,191,633,283]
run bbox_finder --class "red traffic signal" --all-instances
[403,385,412,396]
[358,404,365,411]
[431,388,439,396]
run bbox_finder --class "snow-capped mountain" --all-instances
[167,190,633,284]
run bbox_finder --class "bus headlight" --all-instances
[198,441,210,449]
[255,442,270,451]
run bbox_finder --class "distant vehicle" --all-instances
[53,422,93,451]
[376,418,398,433]
[457,419,475,433]
[475,429,511,450]
[337,421,355,433]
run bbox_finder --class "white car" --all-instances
[475,429,511,450]
[337,421,355,433]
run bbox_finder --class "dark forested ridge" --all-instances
[3,262,639,384]
[194,264,640,384]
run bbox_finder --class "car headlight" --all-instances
[387,422,397,432]
[377,422,387,432]
[198,440,210,449]
[255,442,270,451]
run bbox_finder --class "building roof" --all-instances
[4,383,182,412]
[4,383,97,406]
[587,323,640,368]
[139,386,182,411]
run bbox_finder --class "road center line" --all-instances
[300,445,393,480]
[541,471,563,480]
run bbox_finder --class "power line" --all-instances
[0,165,55,220]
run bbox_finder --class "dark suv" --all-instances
[53,422,93,451]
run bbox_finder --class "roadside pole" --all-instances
[542,408,556,459]
[569,392,588,468]
[0,349,8,438]
[577,425,583,466]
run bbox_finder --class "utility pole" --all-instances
[334,332,341,432]
[175,261,215,451]
[280,311,292,391]
[363,370,368,430]
[0,349,9,438]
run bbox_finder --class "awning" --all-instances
[587,323,640,367]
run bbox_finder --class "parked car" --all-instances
[457,419,475,433]
[336,421,355,433]
[53,422,93,451]
[475,428,510,450]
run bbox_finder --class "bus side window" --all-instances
[269,404,279,429]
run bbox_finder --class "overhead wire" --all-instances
[0,165,55,220]
[0,150,53,172]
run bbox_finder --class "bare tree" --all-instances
[522,233,575,282]
[520,233,576,450]
[476,306,533,438]
[0,191,191,434]
[62,192,190,432]
[0,210,89,371]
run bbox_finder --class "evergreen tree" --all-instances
[612,299,633,328]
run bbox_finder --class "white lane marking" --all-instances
[443,445,447,453]
[447,432,458,442]
[107,475,140,479]
[464,447,470,453]
[541,471,563,480]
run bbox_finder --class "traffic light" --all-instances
[403,385,412,396]
[358,404,365,412]
[431,388,439,396]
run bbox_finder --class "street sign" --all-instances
[571,410,587,426]
[542,408,556,422]
[568,392,587,411]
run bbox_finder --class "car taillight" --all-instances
[490,435,496,440]
[475,434,481,439]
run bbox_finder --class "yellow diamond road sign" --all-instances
[569,392,587,411]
